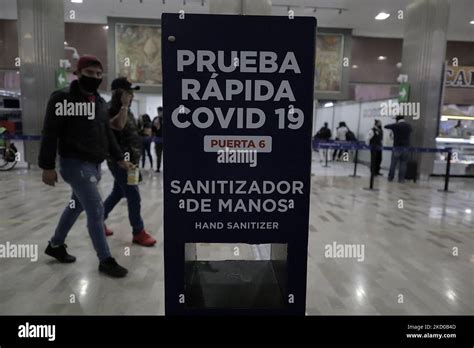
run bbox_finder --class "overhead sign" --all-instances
[445,66,474,88]
[162,13,316,315]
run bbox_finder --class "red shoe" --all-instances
[104,225,114,237]
[132,230,157,247]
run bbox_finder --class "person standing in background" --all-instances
[385,116,413,183]
[138,114,153,169]
[333,121,348,161]
[39,56,132,278]
[102,77,157,247]
[367,119,384,176]
[152,107,164,173]
[314,122,332,162]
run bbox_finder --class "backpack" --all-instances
[346,130,357,142]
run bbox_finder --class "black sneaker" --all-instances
[99,257,128,278]
[45,243,76,263]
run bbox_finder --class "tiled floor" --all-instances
[0,155,473,315]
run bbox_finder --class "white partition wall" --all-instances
[145,95,164,117]
[313,106,334,137]
[358,99,397,139]
[333,103,359,137]
[314,98,399,169]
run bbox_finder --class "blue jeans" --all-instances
[103,161,144,235]
[388,150,409,182]
[51,157,111,261]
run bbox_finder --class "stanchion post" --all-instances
[323,143,330,168]
[364,145,379,191]
[349,146,360,178]
[438,148,454,193]
[363,170,378,191]
[444,150,451,191]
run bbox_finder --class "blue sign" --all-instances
[162,13,316,315]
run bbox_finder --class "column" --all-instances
[400,0,450,177]
[17,0,65,166]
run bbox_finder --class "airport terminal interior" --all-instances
[0,0,473,315]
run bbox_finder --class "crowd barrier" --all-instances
[313,140,454,193]
[0,134,41,141]
[0,134,164,142]
[0,135,456,193]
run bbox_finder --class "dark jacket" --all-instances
[137,117,152,137]
[108,104,142,165]
[38,80,124,170]
[152,116,163,138]
[384,121,412,147]
[370,126,383,147]
[315,126,331,141]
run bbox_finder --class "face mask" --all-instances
[79,75,102,93]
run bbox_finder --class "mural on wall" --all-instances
[315,34,344,92]
[115,23,162,85]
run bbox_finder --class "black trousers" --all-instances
[141,137,153,168]
[155,142,164,171]
[370,150,382,174]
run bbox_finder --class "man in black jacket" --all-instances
[384,116,413,183]
[38,56,133,278]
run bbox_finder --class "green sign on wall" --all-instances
[56,68,68,89]
[399,83,410,102]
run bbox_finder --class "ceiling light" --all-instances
[103,25,109,30]
[70,0,83,3]
[465,209,472,214]
[375,12,390,20]
[352,65,358,69]
[64,41,68,45]
[324,102,334,108]
[470,20,474,24]
[378,56,387,61]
